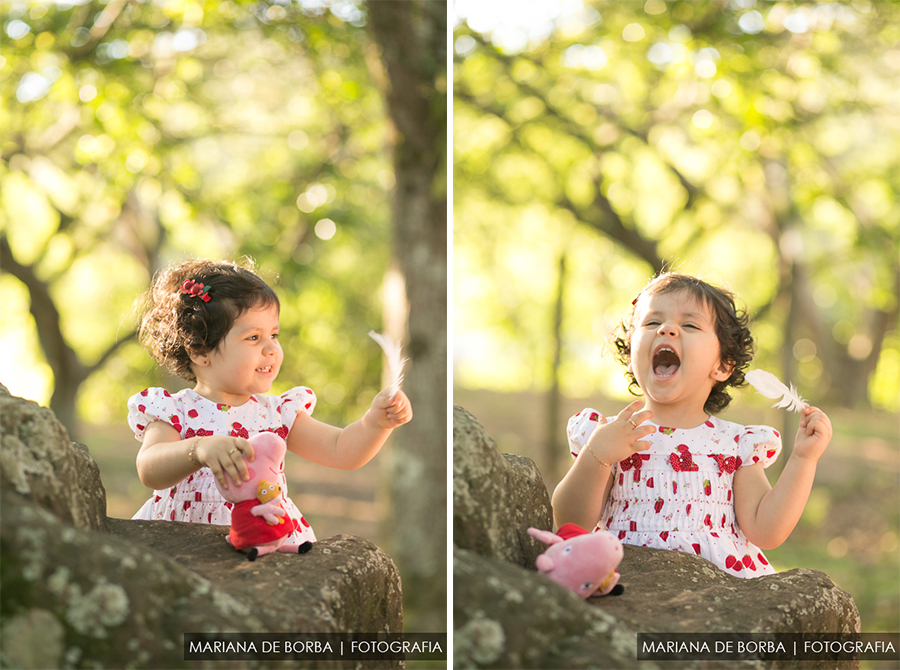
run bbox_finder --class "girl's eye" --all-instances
[247,335,258,341]
[271,333,279,340]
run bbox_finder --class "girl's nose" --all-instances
[657,323,678,337]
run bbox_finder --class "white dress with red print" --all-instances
[567,410,782,578]
[127,387,317,545]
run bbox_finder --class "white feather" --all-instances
[745,369,807,413]
[368,330,408,399]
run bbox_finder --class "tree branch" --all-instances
[468,33,702,208]
[65,0,133,62]
[90,330,138,374]
[456,90,663,271]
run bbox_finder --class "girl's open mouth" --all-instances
[256,366,274,374]
[653,347,681,378]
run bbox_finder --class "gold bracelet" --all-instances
[188,436,203,468]
[586,445,612,471]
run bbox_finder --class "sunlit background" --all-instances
[1,0,395,537]
[1,0,447,635]
[2,0,392,427]
[453,0,899,641]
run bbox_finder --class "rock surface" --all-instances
[454,546,645,670]
[0,386,403,669]
[603,544,860,635]
[453,405,552,569]
[108,519,402,636]
[452,404,861,670]
[0,385,106,531]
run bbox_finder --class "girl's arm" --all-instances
[135,421,255,491]
[552,400,654,529]
[552,451,615,530]
[286,389,412,470]
[733,405,832,550]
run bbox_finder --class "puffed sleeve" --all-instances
[127,388,182,441]
[279,386,317,430]
[737,425,782,468]
[566,408,604,460]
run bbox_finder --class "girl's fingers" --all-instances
[617,399,644,421]
[385,393,412,424]
[806,414,824,435]
[210,465,229,490]
[618,400,655,428]
[221,440,251,481]
[389,408,412,425]
[221,456,245,486]
[630,409,654,427]
[234,455,252,481]
[236,438,254,462]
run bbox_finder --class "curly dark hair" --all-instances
[137,258,279,382]
[613,273,754,415]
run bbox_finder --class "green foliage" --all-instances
[1,0,393,427]
[454,0,899,410]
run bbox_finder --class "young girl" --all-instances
[127,259,412,549]
[552,273,832,577]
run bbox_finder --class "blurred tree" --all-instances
[1,0,446,633]
[454,0,899,424]
[1,1,391,435]
[369,0,448,631]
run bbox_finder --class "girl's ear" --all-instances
[189,350,210,368]
[712,360,733,381]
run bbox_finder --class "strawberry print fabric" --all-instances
[127,387,317,545]
[567,409,782,578]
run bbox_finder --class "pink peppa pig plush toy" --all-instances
[527,523,624,598]
[215,432,313,561]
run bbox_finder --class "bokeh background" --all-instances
[453,0,899,645]
[1,0,446,633]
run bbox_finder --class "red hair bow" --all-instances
[181,279,211,302]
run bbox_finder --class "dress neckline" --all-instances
[185,388,256,409]
[647,415,716,432]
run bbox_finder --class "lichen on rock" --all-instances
[65,580,130,637]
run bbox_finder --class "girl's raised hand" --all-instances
[368,389,413,430]
[195,435,255,490]
[585,399,655,465]
[793,405,832,462]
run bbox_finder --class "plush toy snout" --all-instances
[535,554,555,572]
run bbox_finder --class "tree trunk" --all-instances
[1,237,86,437]
[546,252,566,480]
[367,0,447,632]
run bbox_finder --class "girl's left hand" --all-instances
[792,405,832,462]
[369,389,413,430]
